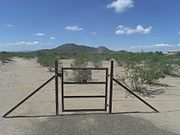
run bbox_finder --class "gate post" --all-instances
[109,60,114,114]
[55,60,59,115]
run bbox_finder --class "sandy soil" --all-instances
[0,57,180,134]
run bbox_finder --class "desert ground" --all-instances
[0,57,180,135]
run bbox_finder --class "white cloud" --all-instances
[116,25,152,35]
[129,43,180,52]
[50,36,56,40]
[91,32,97,35]
[153,43,172,47]
[130,43,176,49]
[0,41,42,51]
[0,41,40,47]
[65,25,83,31]
[4,24,15,28]
[178,31,180,34]
[35,32,45,36]
[107,0,134,13]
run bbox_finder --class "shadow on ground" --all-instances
[3,113,178,135]
[33,114,180,135]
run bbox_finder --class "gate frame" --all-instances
[61,67,109,113]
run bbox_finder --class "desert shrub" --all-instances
[71,57,88,68]
[93,59,102,68]
[91,56,102,68]
[173,52,180,65]
[70,57,89,82]
[118,52,173,93]
[0,51,12,64]
[118,56,147,92]
[38,53,61,69]
[10,52,36,59]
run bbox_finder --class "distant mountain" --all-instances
[38,43,113,53]
[96,46,112,53]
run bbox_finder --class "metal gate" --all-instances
[61,67,108,112]
[3,60,159,118]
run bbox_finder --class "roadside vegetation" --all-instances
[0,51,13,64]
[117,52,176,95]
[0,50,179,95]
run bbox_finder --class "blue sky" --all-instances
[0,0,180,52]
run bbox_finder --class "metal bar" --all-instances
[55,61,59,115]
[63,95,106,98]
[61,68,64,112]
[109,60,114,114]
[63,82,106,84]
[62,67,108,70]
[63,109,106,112]
[105,68,108,111]
[3,75,55,118]
[57,73,62,77]
[112,78,159,113]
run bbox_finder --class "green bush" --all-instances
[0,51,13,64]
[118,52,174,92]
[71,57,88,68]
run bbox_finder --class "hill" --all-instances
[38,43,113,53]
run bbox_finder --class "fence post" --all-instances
[55,60,59,115]
[109,60,114,114]
[61,68,64,112]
